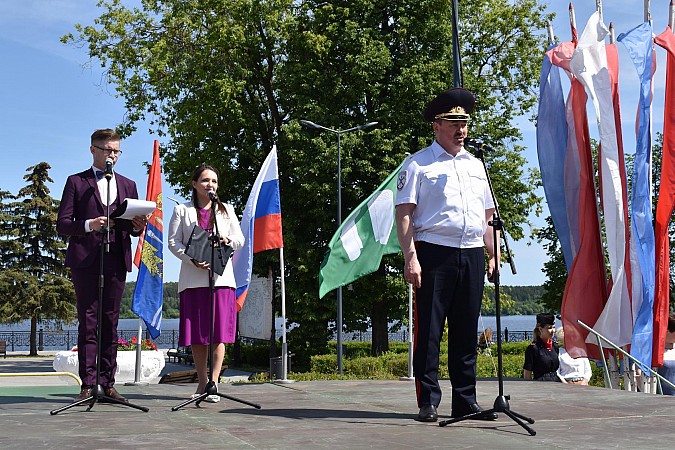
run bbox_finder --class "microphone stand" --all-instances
[172,195,261,411]
[52,165,148,414]
[439,143,535,435]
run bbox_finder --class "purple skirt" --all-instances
[178,287,236,345]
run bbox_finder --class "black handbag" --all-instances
[184,224,233,276]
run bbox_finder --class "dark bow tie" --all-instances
[95,170,105,180]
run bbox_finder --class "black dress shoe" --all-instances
[415,405,438,422]
[451,403,498,421]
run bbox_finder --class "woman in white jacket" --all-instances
[168,164,244,401]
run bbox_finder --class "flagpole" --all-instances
[670,0,674,29]
[547,22,555,46]
[126,319,148,385]
[275,247,294,383]
[609,23,615,44]
[451,0,462,88]
[645,0,650,22]
[569,3,578,44]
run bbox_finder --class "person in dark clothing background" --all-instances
[523,313,561,382]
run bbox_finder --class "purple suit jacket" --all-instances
[57,169,140,272]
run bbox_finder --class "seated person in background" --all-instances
[555,327,592,385]
[523,313,561,382]
[656,313,675,395]
[477,328,493,355]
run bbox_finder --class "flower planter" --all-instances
[53,350,165,383]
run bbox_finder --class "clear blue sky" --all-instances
[0,1,667,286]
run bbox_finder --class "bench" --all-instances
[158,369,199,384]
[167,346,193,365]
[166,348,179,363]
[0,339,6,358]
[158,366,228,385]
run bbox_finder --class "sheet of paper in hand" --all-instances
[185,224,233,276]
[110,198,157,220]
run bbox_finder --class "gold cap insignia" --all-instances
[435,106,470,121]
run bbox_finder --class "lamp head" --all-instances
[299,119,322,130]
[358,122,379,131]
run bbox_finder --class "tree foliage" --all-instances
[534,215,567,313]
[0,163,76,355]
[121,281,181,318]
[64,0,551,361]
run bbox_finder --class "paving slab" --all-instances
[1,356,674,449]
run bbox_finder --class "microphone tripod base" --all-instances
[171,380,262,411]
[50,384,149,415]
[438,394,536,436]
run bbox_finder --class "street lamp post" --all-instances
[299,119,378,374]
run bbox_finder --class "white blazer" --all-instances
[168,201,244,292]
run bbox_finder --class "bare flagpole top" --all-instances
[547,21,555,45]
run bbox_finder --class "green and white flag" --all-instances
[319,163,403,299]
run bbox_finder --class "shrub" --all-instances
[476,353,524,378]
[324,341,409,358]
[311,354,338,374]
[495,341,531,355]
[308,349,528,379]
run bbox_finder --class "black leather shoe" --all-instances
[415,405,438,422]
[451,403,498,421]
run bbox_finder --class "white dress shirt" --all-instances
[395,140,494,248]
[84,166,118,233]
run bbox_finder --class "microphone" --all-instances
[463,138,493,152]
[207,191,218,202]
[104,157,114,179]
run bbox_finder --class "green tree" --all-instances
[64,0,550,363]
[121,281,180,319]
[534,216,567,313]
[0,163,76,355]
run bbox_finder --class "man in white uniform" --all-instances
[396,88,498,422]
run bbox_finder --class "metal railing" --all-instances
[0,329,181,352]
[578,320,675,394]
[0,328,534,352]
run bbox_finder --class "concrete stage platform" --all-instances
[1,357,674,449]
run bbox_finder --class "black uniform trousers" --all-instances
[413,241,485,412]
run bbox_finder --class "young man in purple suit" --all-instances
[57,128,148,403]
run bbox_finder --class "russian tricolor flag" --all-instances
[232,146,283,311]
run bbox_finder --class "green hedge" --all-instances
[233,339,606,387]
[307,346,606,385]
[324,341,409,358]
[310,351,525,379]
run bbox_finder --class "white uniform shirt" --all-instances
[395,140,494,248]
